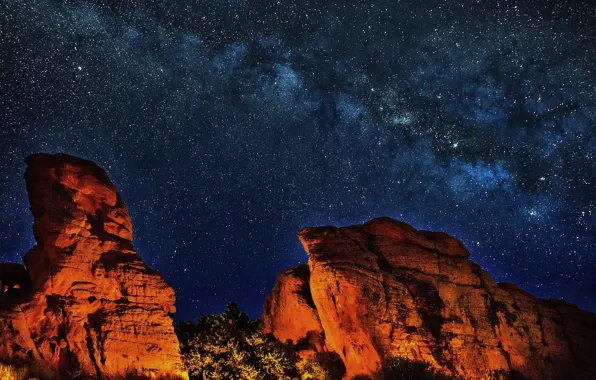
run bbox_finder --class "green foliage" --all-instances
[296,352,345,380]
[176,302,299,380]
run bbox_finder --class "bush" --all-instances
[370,356,456,380]
[176,303,299,380]
[0,363,18,380]
[0,362,40,380]
[296,352,345,380]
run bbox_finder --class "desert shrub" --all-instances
[176,302,299,380]
[0,362,40,380]
[296,352,345,380]
[0,362,19,380]
[369,356,456,380]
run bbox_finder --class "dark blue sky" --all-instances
[1,0,595,319]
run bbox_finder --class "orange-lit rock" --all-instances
[263,264,325,351]
[264,217,596,379]
[0,153,187,379]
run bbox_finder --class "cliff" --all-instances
[0,153,187,379]
[263,217,596,379]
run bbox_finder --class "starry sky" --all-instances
[1,0,595,319]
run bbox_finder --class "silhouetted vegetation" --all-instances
[482,369,529,380]
[371,357,455,380]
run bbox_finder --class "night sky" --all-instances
[1,0,595,320]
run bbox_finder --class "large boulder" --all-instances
[263,217,596,379]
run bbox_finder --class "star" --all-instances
[0,0,594,319]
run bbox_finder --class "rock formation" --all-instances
[263,217,596,379]
[0,153,187,379]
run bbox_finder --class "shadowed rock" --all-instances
[0,263,31,299]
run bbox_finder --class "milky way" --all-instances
[1,0,595,319]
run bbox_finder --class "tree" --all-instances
[176,303,298,380]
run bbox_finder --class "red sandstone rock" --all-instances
[263,217,596,379]
[0,153,187,379]
[263,265,325,351]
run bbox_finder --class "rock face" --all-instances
[263,217,596,379]
[0,153,187,379]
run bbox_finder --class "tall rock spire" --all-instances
[0,153,187,379]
